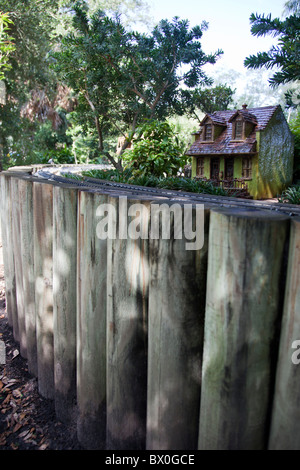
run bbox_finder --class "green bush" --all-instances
[122,120,187,178]
[278,185,300,205]
[36,146,75,165]
[289,113,300,182]
[82,167,132,183]
[80,168,229,196]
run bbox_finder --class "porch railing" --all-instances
[194,177,251,197]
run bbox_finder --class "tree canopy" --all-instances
[183,84,235,122]
[244,11,300,108]
[0,0,63,166]
[0,12,15,82]
[52,2,222,168]
[1,0,295,170]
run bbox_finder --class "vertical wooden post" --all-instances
[33,181,54,399]
[19,177,37,376]
[268,217,300,449]
[146,201,209,450]
[53,184,78,424]
[0,174,15,328]
[5,174,18,331]
[0,175,9,298]
[106,195,151,450]
[77,190,107,449]
[198,207,289,450]
[11,177,26,356]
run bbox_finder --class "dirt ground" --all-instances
[0,242,83,450]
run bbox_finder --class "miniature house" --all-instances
[186,105,294,199]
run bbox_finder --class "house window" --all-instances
[234,120,243,140]
[204,124,213,141]
[242,157,252,179]
[196,157,205,177]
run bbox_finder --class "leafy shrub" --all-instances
[122,120,187,178]
[289,113,300,182]
[33,146,75,165]
[155,177,228,195]
[82,167,132,183]
[278,186,300,205]
[80,168,229,196]
[63,172,83,181]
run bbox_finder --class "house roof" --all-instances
[228,109,258,125]
[200,113,227,127]
[186,105,280,156]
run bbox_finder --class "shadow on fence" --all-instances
[0,167,300,450]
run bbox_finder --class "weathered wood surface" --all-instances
[106,195,151,450]
[268,217,300,449]
[0,175,9,316]
[76,190,107,449]
[0,174,16,328]
[53,185,78,424]
[19,178,37,375]
[198,207,290,450]
[33,181,54,399]
[147,202,209,450]
[11,177,26,355]
[2,168,300,451]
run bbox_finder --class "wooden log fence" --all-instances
[0,167,300,450]
[19,178,37,376]
[106,195,151,450]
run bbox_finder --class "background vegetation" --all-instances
[0,0,299,201]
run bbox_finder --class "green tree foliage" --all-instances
[52,1,222,169]
[283,0,300,16]
[61,0,151,28]
[0,0,63,167]
[122,120,186,178]
[0,12,15,81]
[289,111,300,180]
[1,0,60,95]
[0,0,157,168]
[88,0,151,27]
[184,84,235,123]
[244,11,300,108]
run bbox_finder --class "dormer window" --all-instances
[229,105,257,142]
[204,124,213,141]
[200,114,227,142]
[234,119,243,140]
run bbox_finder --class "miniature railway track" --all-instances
[36,168,300,218]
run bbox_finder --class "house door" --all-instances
[225,158,234,180]
[210,158,220,179]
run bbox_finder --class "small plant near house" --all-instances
[155,176,228,195]
[278,185,300,205]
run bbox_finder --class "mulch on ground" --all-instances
[0,258,83,451]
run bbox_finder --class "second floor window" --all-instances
[234,120,243,140]
[204,124,213,141]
